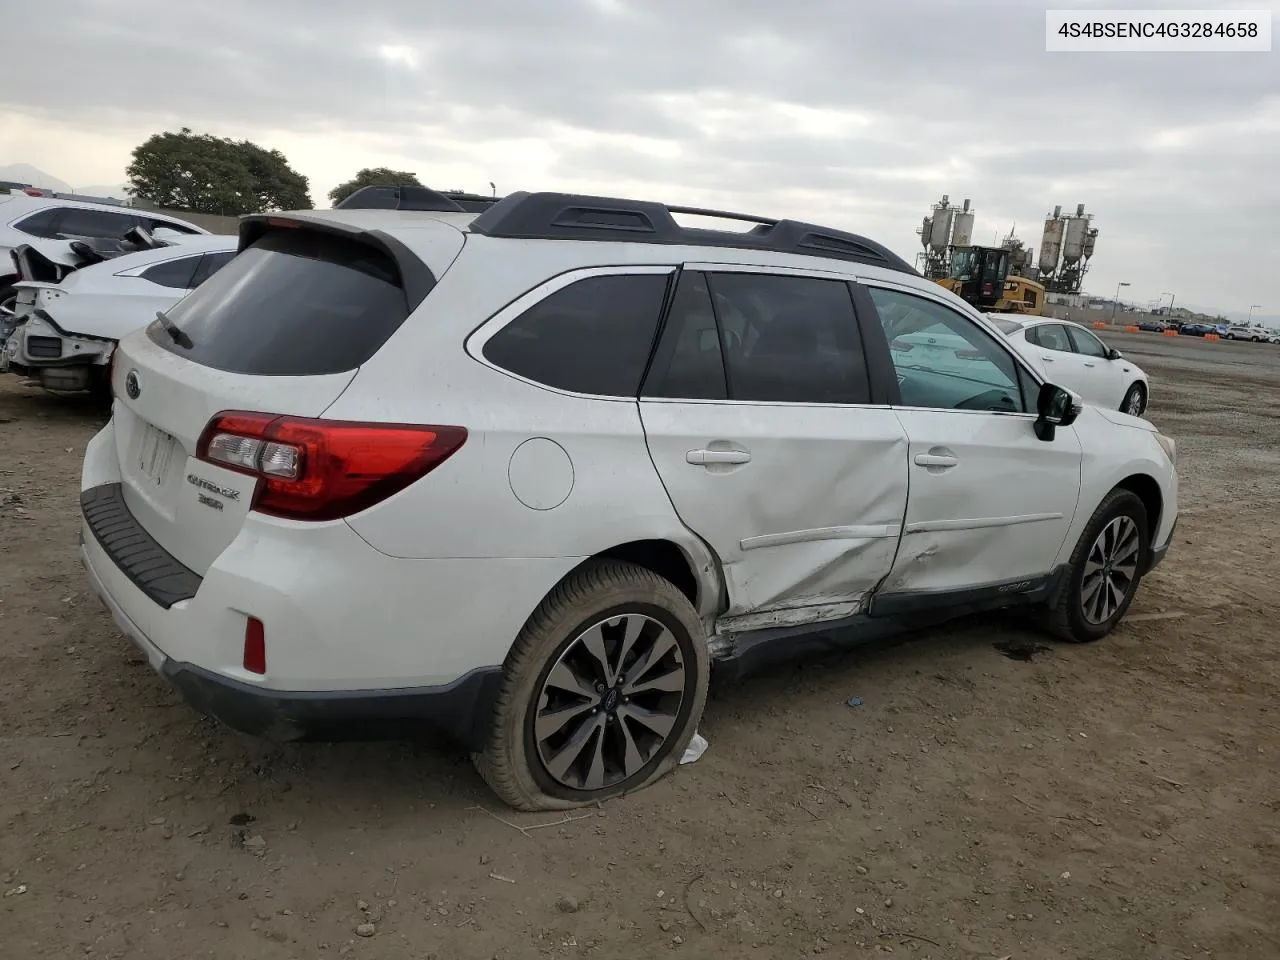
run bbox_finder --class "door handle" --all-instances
[1082,362,1096,367]
[1040,354,1054,362]
[687,449,751,465]
[914,453,958,468]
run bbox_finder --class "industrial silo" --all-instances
[951,199,975,247]
[1063,204,1089,267]
[1039,207,1064,275]
[929,205,955,255]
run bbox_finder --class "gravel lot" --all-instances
[1,331,1277,960]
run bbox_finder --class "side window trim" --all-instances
[848,281,901,406]
[859,280,1045,416]
[640,268,730,401]
[464,264,677,401]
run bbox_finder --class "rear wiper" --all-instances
[155,311,192,349]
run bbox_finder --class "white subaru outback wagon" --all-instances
[79,188,1178,811]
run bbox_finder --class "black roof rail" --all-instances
[335,185,466,213]
[467,191,918,274]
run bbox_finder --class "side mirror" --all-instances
[1106,347,1122,360]
[1034,383,1082,441]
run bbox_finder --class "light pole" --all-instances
[1111,281,1130,323]
[1161,291,1176,316]
[1249,304,1262,324]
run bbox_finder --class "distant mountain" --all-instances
[0,163,72,193]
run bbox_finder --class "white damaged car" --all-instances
[2,235,236,393]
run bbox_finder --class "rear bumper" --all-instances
[79,535,503,749]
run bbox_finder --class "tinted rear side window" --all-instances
[15,208,63,238]
[483,273,670,397]
[141,255,201,289]
[149,230,410,376]
[709,272,870,404]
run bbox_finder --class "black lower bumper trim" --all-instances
[162,661,504,750]
[82,483,201,609]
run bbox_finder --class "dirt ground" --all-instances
[1,332,1277,960]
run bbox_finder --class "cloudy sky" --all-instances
[2,0,1276,317]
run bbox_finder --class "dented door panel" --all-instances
[639,399,910,623]
[885,408,1083,594]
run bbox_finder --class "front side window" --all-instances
[1067,326,1109,358]
[868,287,1026,413]
[706,272,870,404]
[190,251,236,287]
[482,273,670,397]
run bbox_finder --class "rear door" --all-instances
[639,266,909,629]
[107,223,444,575]
[863,284,1082,604]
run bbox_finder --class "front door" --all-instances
[639,267,909,630]
[1065,324,1127,408]
[864,285,1083,602]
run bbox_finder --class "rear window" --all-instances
[989,317,1022,334]
[148,229,411,376]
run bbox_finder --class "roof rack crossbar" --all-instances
[467,192,917,274]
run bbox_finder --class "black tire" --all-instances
[474,560,709,811]
[1121,382,1147,417]
[1043,489,1150,644]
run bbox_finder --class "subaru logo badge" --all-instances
[125,370,141,400]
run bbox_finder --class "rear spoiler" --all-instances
[237,215,438,312]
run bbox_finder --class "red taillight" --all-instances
[243,617,266,674]
[196,411,467,521]
[981,282,994,296]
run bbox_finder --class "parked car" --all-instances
[0,193,207,318]
[2,235,237,393]
[1222,324,1268,342]
[1178,322,1215,337]
[78,189,1178,811]
[985,315,1150,416]
[1135,319,1167,333]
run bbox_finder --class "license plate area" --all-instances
[135,423,178,487]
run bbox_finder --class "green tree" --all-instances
[328,167,421,205]
[125,128,313,215]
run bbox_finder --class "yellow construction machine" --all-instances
[935,245,1045,315]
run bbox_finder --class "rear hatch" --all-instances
[107,218,457,575]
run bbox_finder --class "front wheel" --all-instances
[1121,382,1147,417]
[474,560,709,811]
[1043,489,1150,643]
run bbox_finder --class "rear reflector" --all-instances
[243,617,266,674]
[196,412,467,521]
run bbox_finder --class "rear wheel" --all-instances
[474,560,709,811]
[1043,489,1149,643]
[1121,382,1147,416]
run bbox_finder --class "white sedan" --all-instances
[987,314,1150,417]
[1,234,237,393]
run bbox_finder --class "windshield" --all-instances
[950,248,978,281]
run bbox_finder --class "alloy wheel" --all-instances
[533,613,686,792]
[1080,515,1141,624]
[1125,388,1145,416]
